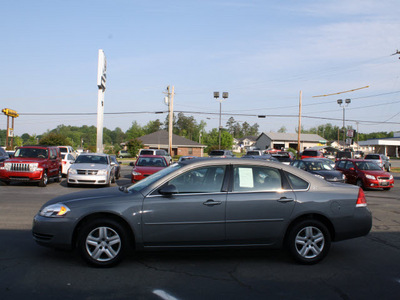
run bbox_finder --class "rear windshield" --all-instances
[365,155,380,159]
[302,151,318,156]
[209,151,224,156]
[140,150,155,155]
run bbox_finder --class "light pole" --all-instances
[337,98,351,149]
[214,91,229,150]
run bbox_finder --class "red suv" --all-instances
[0,145,61,187]
[300,150,324,160]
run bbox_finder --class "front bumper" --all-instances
[67,174,108,185]
[32,214,76,249]
[0,170,43,182]
[364,178,394,189]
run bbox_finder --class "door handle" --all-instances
[277,197,294,203]
[203,199,222,206]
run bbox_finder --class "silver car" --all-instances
[66,153,115,187]
[33,158,371,267]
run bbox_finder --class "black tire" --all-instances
[55,169,62,182]
[386,165,391,172]
[77,218,128,267]
[356,179,364,190]
[287,219,331,265]
[111,173,116,184]
[39,171,48,187]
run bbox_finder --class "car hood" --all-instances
[310,170,344,179]
[41,186,139,208]
[70,163,110,170]
[133,166,165,174]
[361,170,390,176]
[5,157,47,163]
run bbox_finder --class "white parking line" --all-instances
[153,289,179,300]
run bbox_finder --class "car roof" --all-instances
[138,155,166,158]
[79,153,109,157]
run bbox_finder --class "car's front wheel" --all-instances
[39,171,48,187]
[287,220,331,265]
[77,218,128,267]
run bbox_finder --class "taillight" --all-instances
[356,188,367,207]
[62,161,66,164]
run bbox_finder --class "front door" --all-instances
[142,165,227,246]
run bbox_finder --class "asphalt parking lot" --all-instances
[1,165,400,299]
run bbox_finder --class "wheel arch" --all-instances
[72,212,136,250]
[284,213,335,245]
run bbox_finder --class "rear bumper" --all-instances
[333,207,372,241]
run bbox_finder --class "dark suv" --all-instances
[0,145,61,187]
[0,147,9,162]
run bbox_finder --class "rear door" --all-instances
[226,165,296,244]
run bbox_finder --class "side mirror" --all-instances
[159,184,178,196]
[110,162,116,166]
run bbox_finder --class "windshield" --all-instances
[304,161,333,171]
[128,163,182,192]
[14,148,48,158]
[75,155,108,164]
[355,161,382,171]
[136,157,167,167]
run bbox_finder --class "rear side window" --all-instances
[285,172,309,190]
[233,166,282,192]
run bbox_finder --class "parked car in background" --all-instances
[138,149,172,164]
[58,146,77,159]
[336,151,353,161]
[61,153,76,176]
[270,151,293,165]
[117,150,130,159]
[6,150,15,158]
[208,150,235,158]
[110,155,121,179]
[300,150,324,160]
[291,159,346,183]
[131,155,168,183]
[364,154,391,172]
[67,153,115,187]
[245,150,263,156]
[0,147,9,162]
[32,157,372,267]
[0,145,61,187]
[241,154,279,162]
[178,156,197,162]
[335,159,394,190]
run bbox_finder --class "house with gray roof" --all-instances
[255,132,327,151]
[137,130,206,157]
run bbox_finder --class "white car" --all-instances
[67,153,115,187]
[61,153,75,176]
[58,146,77,159]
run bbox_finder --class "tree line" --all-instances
[0,114,394,154]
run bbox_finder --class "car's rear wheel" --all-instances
[39,171,48,187]
[287,220,331,265]
[77,218,127,267]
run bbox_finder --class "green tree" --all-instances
[126,121,145,140]
[39,132,69,145]
[126,138,144,157]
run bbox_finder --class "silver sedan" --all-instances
[33,158,372,267]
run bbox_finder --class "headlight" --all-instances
[389,175,393,180]
[29,163,42,171]
[39,203,70,217]
[1,162,11,170]
[365,174,376,180]
[97,169,108,175]
[313,174,325,180]
[132,171,142,176]
[68,168,77,175]
[342,174,346,180]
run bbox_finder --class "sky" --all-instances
[1,0,400,137]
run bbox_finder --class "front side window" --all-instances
[233,166,282,192]
[167,166,226,193]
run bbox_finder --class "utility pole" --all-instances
[297,91,302,158]
[165,86,175,156]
